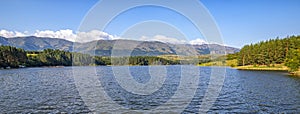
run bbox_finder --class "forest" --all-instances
[1,35,299,73]
[237,35,300,72]
[0,46,179,68]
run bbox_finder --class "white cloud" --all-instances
[189,38,230,46]
[189,38,208,45]
[34,29,76,42]
[0,29,116,42]
[0,30,26,38]
[140,35,187,44]
[139,35,212,45]
[76,30,114,42]
[0,29,225,46]
[14,31,27,37]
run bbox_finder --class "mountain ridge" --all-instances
[0,36,240,56]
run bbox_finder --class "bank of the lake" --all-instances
[235,65,288,71]
[199,61,300,77]
[234,65,300,76]
[291,70,300,77]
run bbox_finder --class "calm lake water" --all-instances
[0,66,299,113]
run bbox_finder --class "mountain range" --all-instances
[0,36,239,56]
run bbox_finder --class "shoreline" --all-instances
[198,60,300,76]
[234,65,300,77]
[290,71,300,77]
[234,66,289,71]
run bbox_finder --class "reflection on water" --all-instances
[0,66,299,113]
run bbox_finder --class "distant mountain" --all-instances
[0,36,9,45]
[3,36,74,51]
[0,36,239,56]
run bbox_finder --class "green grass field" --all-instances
[26,53,38,57]
[235,64,289,71]
[198,59,238,67]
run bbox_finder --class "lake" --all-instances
[0,66,299,113]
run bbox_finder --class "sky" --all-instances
[0,0,300,48]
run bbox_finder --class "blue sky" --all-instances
[0,0,300,48]
[0,0,97,32]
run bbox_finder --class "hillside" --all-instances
[237,35,300,74]
[0,36,73,51]
[0,36,239,56]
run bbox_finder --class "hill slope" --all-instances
[0,36,239,56]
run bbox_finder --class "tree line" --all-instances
[0,46,180,68]
[0,46,27,68]
[237,35,300,72]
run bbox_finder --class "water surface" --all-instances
[0,66,299,113]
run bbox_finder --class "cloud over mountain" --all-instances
[76,30,115,42]
[139,35,188,44]
[189,38,208,45]
[33,29,76,42]
[0,30,27,38]
[0,29,214,45]
[0,29,115,42]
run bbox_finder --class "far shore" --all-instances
[291,71,300,77]
[234,65,300,77]
[234,66,288,71]
[199,62,300,77]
